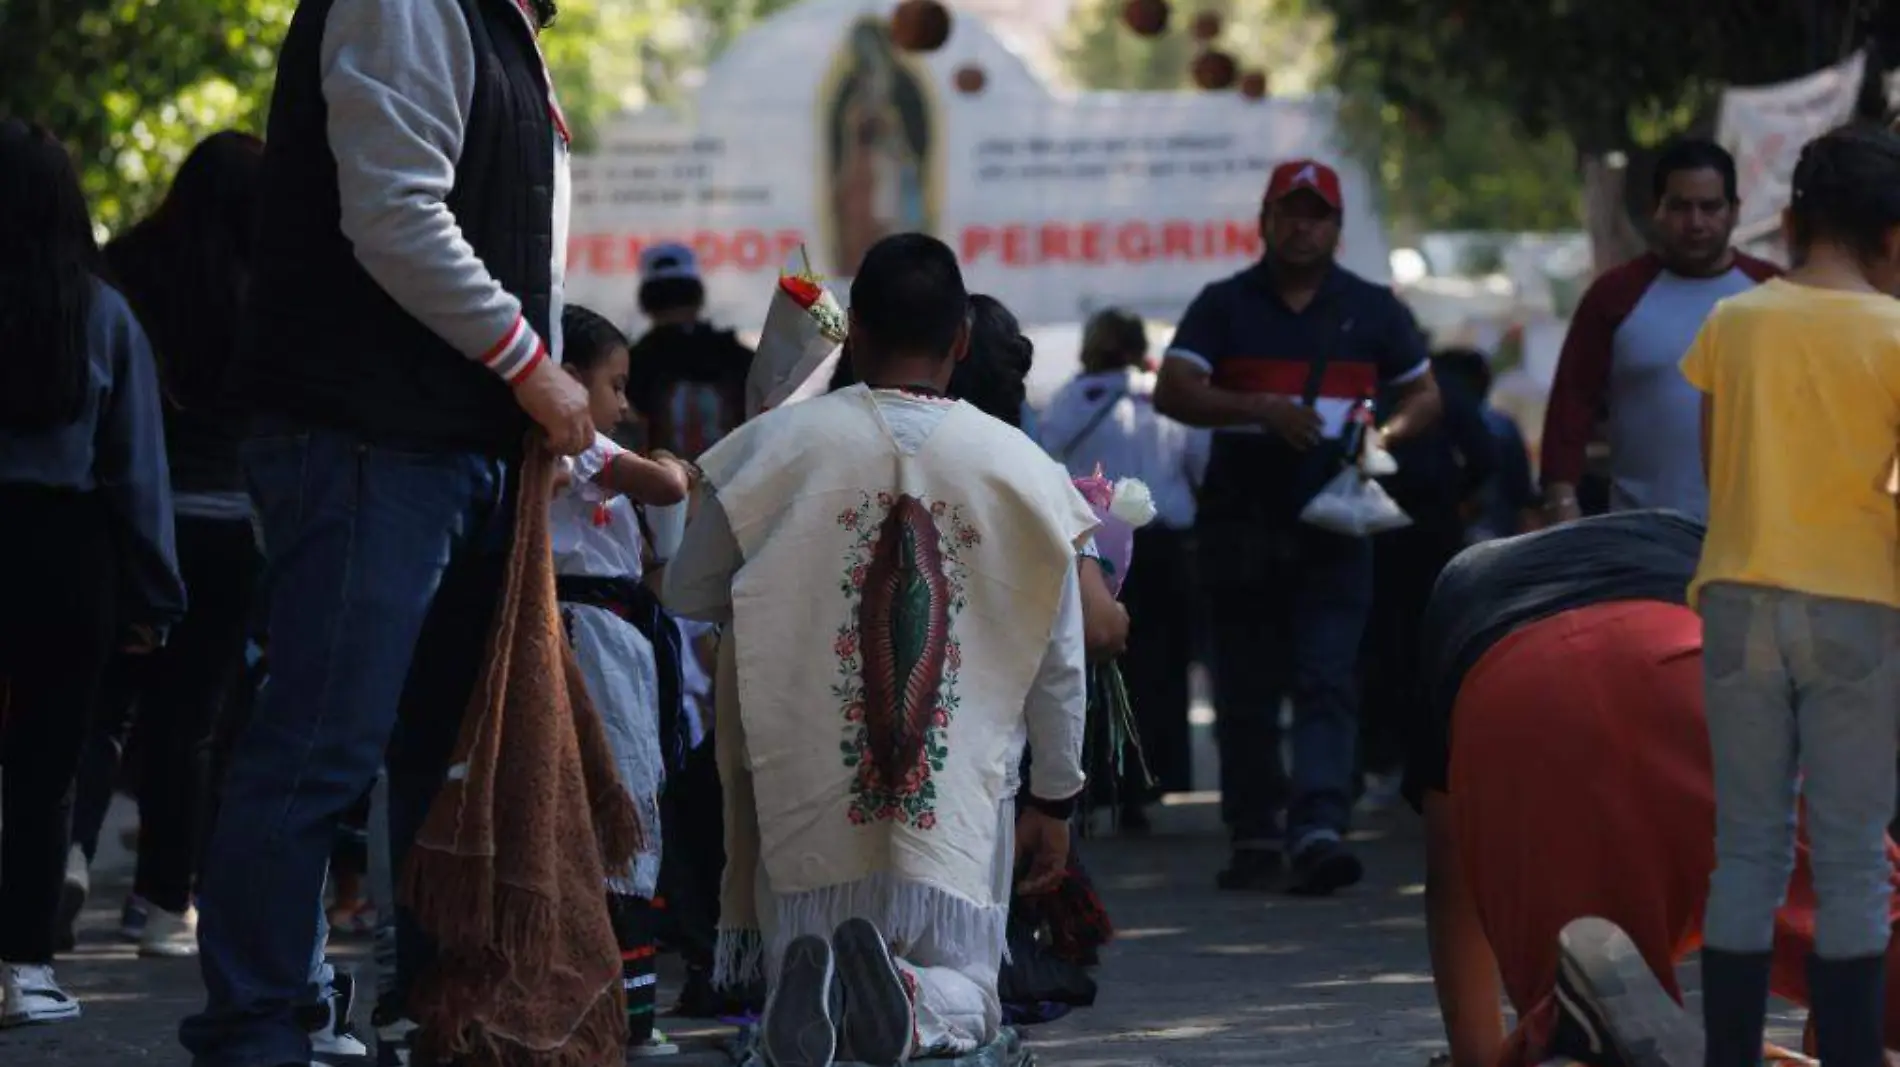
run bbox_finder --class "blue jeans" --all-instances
[1701,582,1900,960]
[1203,521,1373,852]
[180,421,513,1067]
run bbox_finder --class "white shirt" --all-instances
[663,391,1088,802]
[1038,368,1209,529]
[551,432,645,579]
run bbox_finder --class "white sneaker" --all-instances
[0,964,82,1027]
[302,970,371,1064]
[138,905,200,958]
[630,1028,681,1057]
[1355,771,1404,815]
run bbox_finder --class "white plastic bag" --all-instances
[1299,466,1412,537]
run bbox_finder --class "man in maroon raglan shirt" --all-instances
[1540,139,1780,524]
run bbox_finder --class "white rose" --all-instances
[1109,478,1158,527]
[810,289,848,342]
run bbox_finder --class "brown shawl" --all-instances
[402,439,646,1067]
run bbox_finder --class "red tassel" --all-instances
[592,503,612,528]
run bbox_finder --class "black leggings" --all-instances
[68,516,261,913]
[608,894,658,1042]
[0,486,118,963]
[1118,526,1196,797]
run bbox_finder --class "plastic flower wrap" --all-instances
[744,246,848,419]
[1072,467,1159,822]
[1072,467,1154,597]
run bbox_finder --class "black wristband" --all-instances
[1023,792,1079,820]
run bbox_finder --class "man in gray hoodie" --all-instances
[179,2,588,1066]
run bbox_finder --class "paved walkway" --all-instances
[0,794,1816,1067]
[0,796,1463,1066]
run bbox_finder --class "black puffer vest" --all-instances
[236,0,553,457]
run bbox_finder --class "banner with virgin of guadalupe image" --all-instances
[564,0,1390,335]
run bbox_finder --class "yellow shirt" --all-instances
[1681,278,1900,608]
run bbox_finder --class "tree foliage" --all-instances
[1060,0,1331,95]
[1058,0,1579,234]
[0,0,291,230]
[0,0,800,233]
[1331,67,1581,236]
[1320,0,1897,155]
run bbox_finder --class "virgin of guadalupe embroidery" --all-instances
[833,492,978,828]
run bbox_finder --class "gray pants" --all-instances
[1701,582,1900,959]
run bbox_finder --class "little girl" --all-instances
[1685,126,1900,1066]
[552,305,695,1055]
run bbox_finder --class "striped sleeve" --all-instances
[321,0,548,386]
[1164,286,1225,374]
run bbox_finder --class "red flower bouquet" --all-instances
[745,246,848,419]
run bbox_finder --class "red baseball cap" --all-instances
[1264,159,1343,211]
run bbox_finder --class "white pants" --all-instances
[759,802,1015,1056]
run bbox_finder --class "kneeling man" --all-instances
[1412,510,1900,1067]
[666,234,1096,1066]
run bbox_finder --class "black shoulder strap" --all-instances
[1048,387,1128,463]
[1300,299,1343,409]
[631,503,659,558]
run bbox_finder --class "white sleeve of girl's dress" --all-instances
[571,431,626,486]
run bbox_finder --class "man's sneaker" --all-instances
[762,935,841,1067]
[1214,847,1283,891]
[56,846,88,952]
[1286,838,1363,897]
[630,1028,681,1058]
[1547,917,1703,1067]
[138,905,200,958]
[1356,771,1404,815]
[675,963,765,1019]
[0,964,82,1027]
[118,895,151,942]
[371,1001,417,1067]
[832,918,915,1067]
[296,970,371,1064]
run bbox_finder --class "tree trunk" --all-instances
[1580,153,1646,275]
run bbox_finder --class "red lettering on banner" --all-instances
[959,219,1262,269]
[1038,224,1072,264]
[959,227,993,264]
[573,221,1260,274]
[1077,224,1104,264]
[567,229,808,275]
[1002,226,1029,266]
[1161,222,1194,259]
[1115,223,1151,263]
[1223,221,1260,258]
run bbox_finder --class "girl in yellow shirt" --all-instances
[1682,125,1900,1067]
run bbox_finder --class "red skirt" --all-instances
[1447,599,1900,1066]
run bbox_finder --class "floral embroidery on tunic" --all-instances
[834,491,979,828]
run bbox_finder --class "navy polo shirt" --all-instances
[1166,263,1430,524]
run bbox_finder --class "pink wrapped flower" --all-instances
[1074,465,1154,597]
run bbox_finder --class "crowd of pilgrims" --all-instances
[0,119,1547,1064]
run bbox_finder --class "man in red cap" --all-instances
[1155,158,1442,896]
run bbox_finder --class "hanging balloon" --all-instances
[1121,0,1171,37]
[1240,70,1269,100]
[890,0,952,53]
[1191,49,1239,91]
[1190,9,1223,41]
[954,63,987,95]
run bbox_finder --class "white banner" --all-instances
[1717,50,1867,242]
[564,0,1388,335]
